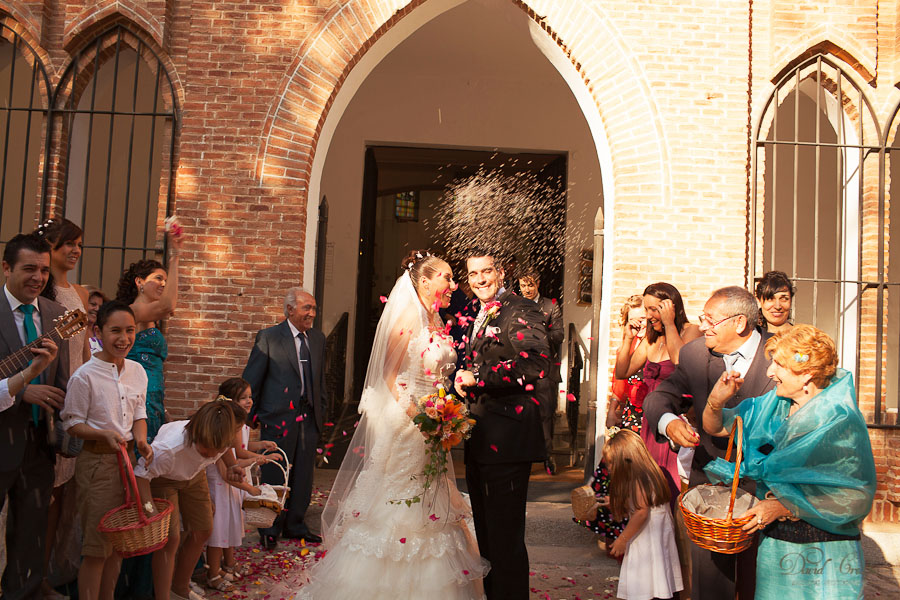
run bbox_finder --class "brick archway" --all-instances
[256,0,670,211]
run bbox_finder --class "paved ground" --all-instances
[201,463,900,599]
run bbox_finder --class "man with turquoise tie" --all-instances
[0,232,71,600]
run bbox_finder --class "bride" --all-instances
[295,251,489,599]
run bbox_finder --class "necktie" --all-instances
[17,304,41,425]
[298,332,313,399]
[472,305,488,336]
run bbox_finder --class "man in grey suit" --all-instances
[644,286,774,600]
[518,269,563,474]
[243,287,325,550]
[0,233,70,600]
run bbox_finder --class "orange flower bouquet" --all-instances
[395,387,475,506]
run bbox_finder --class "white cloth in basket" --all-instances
[681,485,758,520]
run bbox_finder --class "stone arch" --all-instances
[770,38,875,89]
[0,5,55,78]
[256,0,669,208]
[63,0,165,53]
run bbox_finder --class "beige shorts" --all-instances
[75,450,130,558]
[150,471,214,532]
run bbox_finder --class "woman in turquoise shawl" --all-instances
[702,324,875,599]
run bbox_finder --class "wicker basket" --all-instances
[678,416,755,554]
[571,485,599,522]
[98,443,174,558]
[242,447,291,528]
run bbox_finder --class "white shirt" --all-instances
[658,330,762,439]
[61,356,148,440]
[0,379,12,413]
[133,420,227,481]
[288,320,310,395]
[4,285,42,346]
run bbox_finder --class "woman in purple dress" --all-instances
[614,282,700,502]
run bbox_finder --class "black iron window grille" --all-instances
[0,22,178,294]
[750,54,893,427]
[0,22,52,245]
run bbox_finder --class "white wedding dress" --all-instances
[294,273,488,599]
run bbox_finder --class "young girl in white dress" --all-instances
[604,429,683,600]
[205,378,280,591]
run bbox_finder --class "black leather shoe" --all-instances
[284,530,322,544]
[260,534,278,550]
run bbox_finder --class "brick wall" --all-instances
[3,0,899,521]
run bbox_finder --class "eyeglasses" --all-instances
[698,313,740,329]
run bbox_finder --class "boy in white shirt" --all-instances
[134,399,245,600]
[61,301,152,600]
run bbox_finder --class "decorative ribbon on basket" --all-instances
[678,416,756,554]
[242,447,291,529]
[97,442,174,557]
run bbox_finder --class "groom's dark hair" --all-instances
[464,248,505,267]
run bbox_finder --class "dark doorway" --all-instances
[352,145,567,401]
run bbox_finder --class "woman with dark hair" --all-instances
[33,218,91,598]
[115,227,182,443]
[755,270,794,333]
[614,282,701,503]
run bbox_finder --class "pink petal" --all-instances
[399,537,407,543]
[515,405,524,414]
[380,296,388,303]
[490,444,499,452]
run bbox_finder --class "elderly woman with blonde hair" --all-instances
[702,324,875,599]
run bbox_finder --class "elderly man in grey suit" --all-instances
[644,286,775,600]
[0,233,70,600]
[243,287,325,550]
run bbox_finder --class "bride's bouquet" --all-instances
[395,387,475,507]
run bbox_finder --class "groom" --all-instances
[455,250,549,599]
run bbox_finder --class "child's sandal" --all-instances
[206,574,234,592]
[223,564,250,579]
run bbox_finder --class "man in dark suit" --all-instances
[644,286,774,600]
[455,252,549,600]
[0,233,70,600]
[243,287,325,550]
[518,268,563,474]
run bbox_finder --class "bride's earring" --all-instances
[139,284,145,294]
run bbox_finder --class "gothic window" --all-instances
[0,23,51,248]
[750,54,886,422]
[53,24,178,291]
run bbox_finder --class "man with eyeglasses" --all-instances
[644,286,775,600]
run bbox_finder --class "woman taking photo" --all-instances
[703,324,876,598]
[115,228,182,443]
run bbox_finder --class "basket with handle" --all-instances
[97,443,174,557]
[242,447,291,528]
[678,416,756,554]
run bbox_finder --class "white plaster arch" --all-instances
[301,0,638,460]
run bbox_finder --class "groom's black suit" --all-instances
[463,290,548,599]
